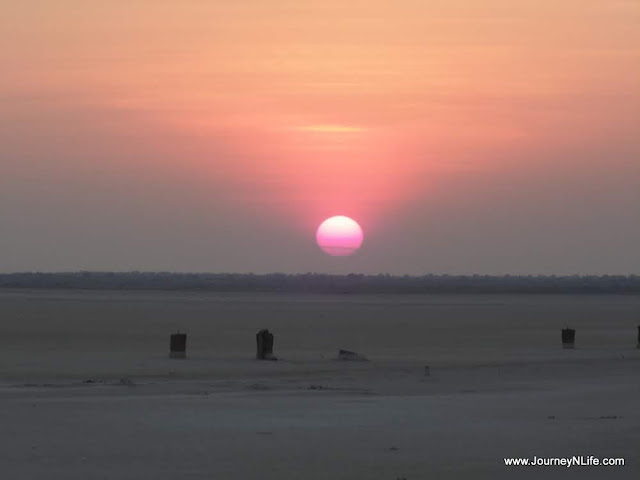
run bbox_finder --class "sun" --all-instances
[316,216,364,256]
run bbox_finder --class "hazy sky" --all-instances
[2,1,639,274]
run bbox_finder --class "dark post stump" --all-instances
[170,333,187,359]
[256,329,276,360]
[561,328,575,349]
[637,325,640,348]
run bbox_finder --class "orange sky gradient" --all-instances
[1,1,639,273]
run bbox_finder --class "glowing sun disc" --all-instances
[316,216,364,256]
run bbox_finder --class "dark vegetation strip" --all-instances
[0,272,638,294]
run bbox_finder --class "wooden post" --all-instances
[561,328,575,349]
[637,325,639,348]
[256,329,276,360]
[170,333,187,359]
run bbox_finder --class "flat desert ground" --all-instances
[0,289,638,479]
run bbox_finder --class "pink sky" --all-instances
[1,1,639,273]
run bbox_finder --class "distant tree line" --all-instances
[0,272,638,294]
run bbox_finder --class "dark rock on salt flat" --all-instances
[169,332,187,359]
[256,329,277,360]
[338,349,369,361]
[561,328,575,349]
[308,384,328,390]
